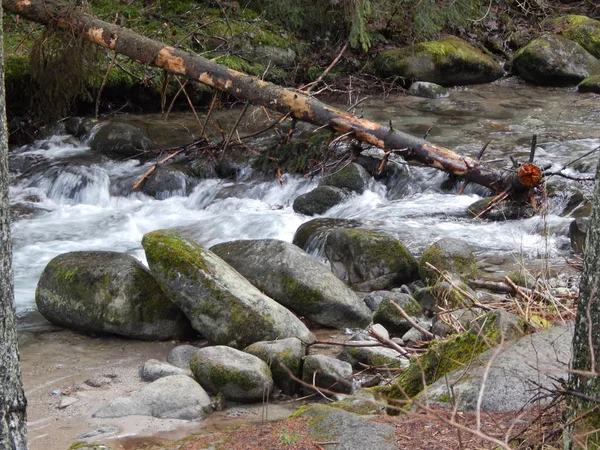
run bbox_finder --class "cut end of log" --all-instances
[518,163,542,188]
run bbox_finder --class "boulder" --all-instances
[142,230,314,349]
[292,218,361,252]
[93,375,211,420]
[422,324,573,411]
[408,81,449,99]
[167,344,203,369]
[419,238,478,286]
[338,345,408,370]
[431,307,486,338]
[244,337,305,396]
[302,354,355,395]
[324,228,419,291]
[467,197,535,220]
[88,122,154,158]
[140,359,191,382]
[570,217,589,254]
[137,165,191,199]
[294,404,397,450]
[190,346,273,402]
[35,251,193,340]
[550,15,600,58]
[363,290,390,312]
[374,36,503,86]
[323,163,371,194]
[372,293,424,336]
[292,186,347,216]
[578,75,600,93]
[513,33,600,85]
[211,239,372,329]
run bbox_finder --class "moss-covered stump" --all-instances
[211,239,372,329]
[387,309,524,403]
[302,355,355,395]
[244,337,305,396]
[323,163,371,194]
[141,230,314,348]
[292,218,361,252]
[513,33,600,86]
[35,251,193,340]
[419,238,478,286]
[293,186,347,216]
[371,293,424,336]
[190,346,273,402]
[373,36,504,86]
[578,75,600,93]
[324,228,419,291]
[549,15,600,58]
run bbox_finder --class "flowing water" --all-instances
[9,78,600,315]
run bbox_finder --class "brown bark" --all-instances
[3,0,540,194]
[0,4,28,449]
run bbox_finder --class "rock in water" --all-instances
[35,251,193,340]
[211,239,372,329]
[142,230,314,348]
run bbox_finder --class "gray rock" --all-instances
[88,122,154,158]
[211,239,371,329]
[423,324,573,411]
[297,404,397,450]
[293,186,347,216]
[244,337,305,396]
[431,308,485,337]
[323,163,371,194]
[338,345,408,370]
[142,230,314,349]
[292,217,361,252]
[408,81,449,99]
[35,251,193,340]
[167,344,202,368]
[419,238,478,286]
[401,321,432,344]
[325,228,419,291]
[302,354,355,395]
[374,36,503,86]
[190,346,273,402]
[247,44,297,67]
[471,309,525,342]
[93,375,211,420]
[570,217,589,254]
[140,359,191,382]
[363,290,389,311]
[513,33,600,85]
[372,292,423,335]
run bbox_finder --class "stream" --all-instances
[9,77,600,316]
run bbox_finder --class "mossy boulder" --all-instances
[513,33,600,86]
[323,163,371,194]
[373,36,504,86]
[578,75,600,93]
[244,337,305,396]
[35,251,193,340]
[211,239,371,329]
[88,122,155,158]
[292,218,361,252]
[419,238,478,286]
[293,186,347,216]
[190,346,273,402]
[141,230,314,348]
[549,15,600,58]
[302,355,355,395]
[324,228,419,291]
[372,293,424,336]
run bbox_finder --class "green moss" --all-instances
[551,15,600,58]
[437,393,453,404]
[68,443,108,450]
[578,75,600,93]
[281,273,323,309]
[208,363,259,391]
[419,242,478,286]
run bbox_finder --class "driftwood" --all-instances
[4,0,543,194]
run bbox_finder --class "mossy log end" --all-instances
[3,0,541,194]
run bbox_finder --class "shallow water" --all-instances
[9,78,600,314]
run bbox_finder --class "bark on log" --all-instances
[3,0,540,193]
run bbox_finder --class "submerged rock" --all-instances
[325,228,419,291]
[93,375,211,420]
[408,81,449,99]
[419,238,478,286]
[374,36,504,86]
[35,251,193,340]
[142,230,314,348]
[513,33,600,85]
[244,337,305,396]
[323,163,371,194]
[293,185,347,216]
[88,122,154,158]
[190,346,273,402]
[211,239,372,329]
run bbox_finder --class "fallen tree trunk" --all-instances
[3,0,540,193]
